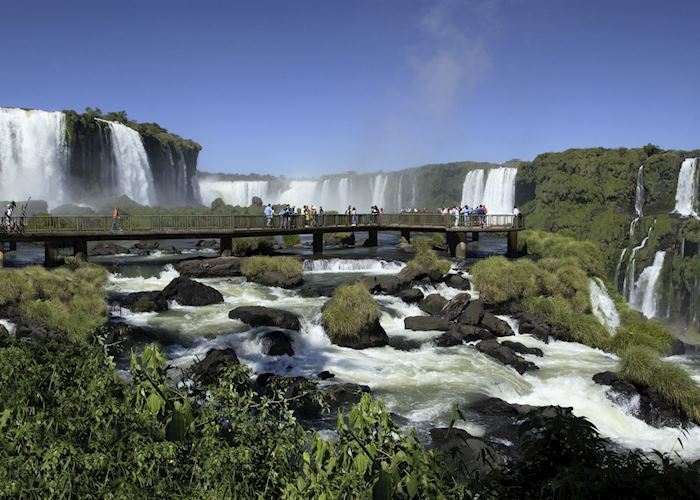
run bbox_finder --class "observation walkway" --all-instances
[0,213,524,266]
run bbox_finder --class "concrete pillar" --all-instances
[400,230,411,242]
[313,232,323,255]
[446,232,467,258]
[44,243,61,267]
[73,240,88,262]
[367,229,378,247]
[220,237,232,257]
[9,241,17,252]
[507,231,518,258]
[0,249,4,268]
[472,231,480,242]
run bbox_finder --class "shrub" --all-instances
[241,256,303,279]
[282,234,301,247]
[470,257,538,304]
[322,283,381,341]
[231,237,274,256]
[406,237,451,276]
[619,346,700,423]
[610,315,675,356]
[521,230,604,276]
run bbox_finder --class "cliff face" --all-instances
[515,146,700,334]
[63,109,201,206]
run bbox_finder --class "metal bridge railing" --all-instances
[17,213,524,234]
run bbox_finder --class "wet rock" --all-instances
[388,336,426,351]
[441,293,472,320]
[195,239,219,249]
[480,312,515,337]
[299,285,336,298]
[397,236,415,253]
[121,291,168,312]
[318,371,335,380]
[593,371,638,399]
[158,245,181,255]
[90,242,129,256]
[434,324,495,347]
[458,299,485,326]
[516,311,573,343]
[261,330,295,357]
[476,339,539,374]
[326,317,389,349]
[443,273,471,290]
[247,271,303,289]
[162,277,224,306]
[404,316,452,331]
[229,306,301,331]
[398,288,425,304]
[175,256,243,278]
[360,275,402,295]
[132,241,160,251]
[418,293,448,315]
[501,340,543,357]
[429,427,504,476]
[468,397,536,418]
[191,348,239,385]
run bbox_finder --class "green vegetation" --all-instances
[620,346,700,422]
[231,237,274,256]
[0,264,107,342]
[322,283,381,341]
[241,256,303,280]
[406,237,451,276]
[281,234,301,247]
[520,230,604,276]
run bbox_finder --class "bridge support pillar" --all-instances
[9,241,17,252]
[367,229,378,247]
[471,231,480,242]
[73,240,88,262]
[220,237,232,257]
[44,243,61,268]
[313,232,323,255]
[447,232,467,259]
[0,249,4,268]
[507,231,518,258]
[400,230,411,242]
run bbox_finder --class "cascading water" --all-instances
[99,120,156,206]
[460,167,518,214]
[623,222,655,301]
[371,174,389,209]
[672,158,699,217]
[589,278,620,333]
[614,248,627,291]
[629,165,645,236]
[198,179,271,207]
[0,108,69,208]
[630,251,666,319]
[302,258,405,273]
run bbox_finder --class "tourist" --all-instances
[264,204,273,227]
[318,206,325,226]
[4,201,16,230]
[351,207,357,226]
[111,207,121,232]
[379,207,384,222]
[514,206,522,227]
[461,205,469,226]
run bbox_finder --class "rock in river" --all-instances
[161,277,224,306]
[229,306,302,331]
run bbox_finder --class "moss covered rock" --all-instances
[322,283,388,349]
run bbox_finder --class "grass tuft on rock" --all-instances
[619,346,700,423]
[406,237,451,276]
[0,263,108,342]
[281,234,301,248]
[241,256,303,280]
[521,230,604,276]
[231,237,274,256]
[322,283,381,341]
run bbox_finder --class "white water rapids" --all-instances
[105,258,700,459]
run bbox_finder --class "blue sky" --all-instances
[2,0,699,174]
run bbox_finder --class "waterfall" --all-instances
[303,258,405,273]
[622,222,655,301]
[198,179,271,207]
[672,158,698,217]
[371,174,389,209]
[629,165,645,236]
[614,248,627,291]
[0,108,69,208]
[278,180,319,208]
[589,278,621,334]
[99,120,156,206]
[630,251,666,319]
[460,167,518,214]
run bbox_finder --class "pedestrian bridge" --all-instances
[0,213,524,266]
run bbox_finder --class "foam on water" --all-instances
[0,319,16,336]
[303,258,405,274]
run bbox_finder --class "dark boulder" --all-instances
[298,285,336,298]
[388,336,426,351]
[458,299,485,326]
[440,293,472,320]
[195,239,219,249]
[434,324,495,347]
[90,242,129,256]
[593,371,639,400]
[318,370,335,380]
[501,340,543,357]
[443,273,471,290]
[121,291,168,312]
[261,330,295,356]
[328,317,389,349]
[132,241,160,251]
[404,316,452,331]
[249,270,303,289]
[429,427,504,477]
[162,277,224,306]
[418,294,448,315]
[480,312,515,337]
[397,236,415,253]
[176,256,244,278]
[229,306,301,331]
[476,339,539,374]
[191,348,239,385]
[360,275,402,295]
[397,288,425,304]
[468,397,536,418]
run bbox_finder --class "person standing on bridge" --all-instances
[351,207,357,226]
[111,207,121,232]
[4,201,16,231]
[264,204,273,227]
